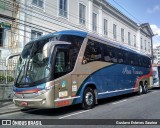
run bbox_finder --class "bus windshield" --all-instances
[15,35,84,87]
[16,40,52,86]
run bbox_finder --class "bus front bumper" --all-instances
[13,98,50,108]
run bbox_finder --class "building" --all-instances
[0,0,19,59]
[0,0,154,58]
[153,45,160,64]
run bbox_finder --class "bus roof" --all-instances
[32,30,87,42]
[29,30,149,58]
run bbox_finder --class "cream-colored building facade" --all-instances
[0,0,154,58]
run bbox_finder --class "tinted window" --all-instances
[83,40,102,64]
[104,45,118,63]
[117,49,125,64]
[53,35,84,79]
[128,53,137,65]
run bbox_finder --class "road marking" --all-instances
[112,99,127,105]
[59,110,91,119]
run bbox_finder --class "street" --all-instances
[1,88,160,128]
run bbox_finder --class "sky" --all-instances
[107,0,160,48]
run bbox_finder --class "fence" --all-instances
[0,59,18,100]
[0,59,18,84]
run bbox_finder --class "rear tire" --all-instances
[82,87,95,110]
[143,83,148,94]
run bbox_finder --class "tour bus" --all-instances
[152,64,160,87]
[13,30,152,109]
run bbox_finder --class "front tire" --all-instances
[82,87,95,110]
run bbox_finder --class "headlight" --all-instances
[45,85,53,90]
[37,89,47,95]
[37,86,53,95]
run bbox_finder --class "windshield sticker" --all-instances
[72,85,77,92]
[72,81,77,84]
[62,81,66,88]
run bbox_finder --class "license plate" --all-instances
[20,101,28,106]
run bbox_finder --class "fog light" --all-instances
[42,99,46,104]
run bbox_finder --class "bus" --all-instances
[152,64,160,87]
[13,30,152,109]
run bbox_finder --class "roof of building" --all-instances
[101,0,154,36]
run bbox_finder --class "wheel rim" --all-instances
[85,92,94,106]
[144,85,148,92]
[139,85,142,93]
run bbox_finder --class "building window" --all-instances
[31,30,42,40]
[0,28,4,47]
[104,19,108,36]
[32,0,44,8]
[92,13,97,32]
[128,32,131,45]
[121,28,124,42]
[134,35,136,47]
[59,0,68,18]
[113,24,117,39]
[79,3,86,25]
[141,38,143,49]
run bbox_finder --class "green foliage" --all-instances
[0,75,5,82]
[0,75,14,83]
[7,76,14,82]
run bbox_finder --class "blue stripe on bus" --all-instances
[13,83,46,92]
[73,64,150,104]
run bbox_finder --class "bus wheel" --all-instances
[82,87,95,110]
[143,83,148,94]
[138,84,143,95]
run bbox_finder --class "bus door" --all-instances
[53,46,72,107]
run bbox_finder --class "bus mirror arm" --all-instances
[5,53,21,67]
[5,53,21,84]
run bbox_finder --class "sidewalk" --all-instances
[0,101,28,115]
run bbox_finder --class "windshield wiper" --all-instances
[15,64,25,86]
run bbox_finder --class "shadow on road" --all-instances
[150,87,160,90]
[22,104,82,116]
[21,90,153,117]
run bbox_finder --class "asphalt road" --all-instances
[1,88,160,128]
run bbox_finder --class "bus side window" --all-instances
[103,45,111,62]
[147,58,151,68]
[82,40,102,64]
[54,51,66,73]
[138,56,142,67]
[118,49,124,64]
[109,46,117,63]
[125,52,129,65]
[128,53,135,65]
